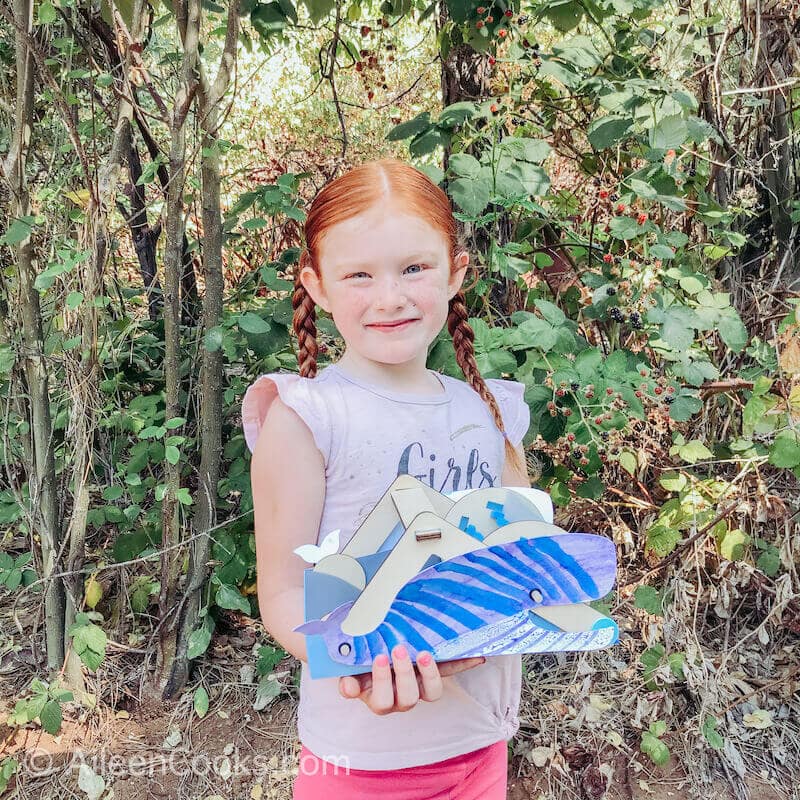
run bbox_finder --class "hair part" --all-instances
[291,158,526,478]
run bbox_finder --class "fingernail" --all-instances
[418,652,432,667]
[375,654,389,667]
[393,645,408,660]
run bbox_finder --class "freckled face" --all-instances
[301,206,468,370]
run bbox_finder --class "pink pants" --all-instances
[292,740,507,800]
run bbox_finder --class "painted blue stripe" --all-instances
[481,547,565,602]
[384,611,433,653]
[521,536,601,597]
[393,600,461,640]
[364,629,386,658]
[515,539,593,602]
[435,561,529,603]
[418,577,522,616]
[377,623,401,652]
[497,543,578,602]
[352,633,368,663]
[398,584,485,629]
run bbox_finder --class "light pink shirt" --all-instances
[242,363,530,770]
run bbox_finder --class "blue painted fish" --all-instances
[295,533,616,665]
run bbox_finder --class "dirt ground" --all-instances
[0,670,792,800]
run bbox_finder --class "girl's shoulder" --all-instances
[241,367,341,456]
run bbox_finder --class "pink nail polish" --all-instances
[418,652,432,667]
[393,645,408,660]
[375,654,389,667]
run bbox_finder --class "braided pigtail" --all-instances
[292,249,318,378]
[447,290,527,479]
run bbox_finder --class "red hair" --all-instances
[292,158,525,476]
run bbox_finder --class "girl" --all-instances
[242,158,531,799]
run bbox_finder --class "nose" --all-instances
[373,275,408,311]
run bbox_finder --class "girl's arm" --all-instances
[250,397,326,663]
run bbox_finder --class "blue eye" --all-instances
[346,271,370,279]
[404,264,425,274]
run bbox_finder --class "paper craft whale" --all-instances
[293,476,619,678]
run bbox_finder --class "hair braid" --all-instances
[292,250,318,378]
[448,290,526,477]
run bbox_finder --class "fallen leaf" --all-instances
[743,709,773,729]
[77,764,105,800]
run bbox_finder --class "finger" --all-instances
[391,646,420,711]
[415,651,443,702]
[339,674,366,699]
[367,653,394,714]
[437,656,486,677]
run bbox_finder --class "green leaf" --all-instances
[702,716,724,750]
[608,215,640,240]
[659,471,687,492]
[677,439,713,464]
[716,308,748,352]
[448,153,481,178]
[2,217,36,246]
[534,299,566,326]
[641,730,670,766]
[187,617,214,659]
[587,116,633,149]
[769,431,800,468]
[719,528,749,561]
[38,0,58,22]
[576,476,604,500]
[238,312,271,335]
[619,450,637,475]
[550,481,571,506]
[634,585,663,615]
[449,176,490,216]
[165,445,180,465]
[39,700,62,734]
[216,584,250,613]
[649,115,688,150]
[647,524,682,557]
[193,686,210,718]
[669,394,702,422]
[386,112,431,142]
[176,487,193,505]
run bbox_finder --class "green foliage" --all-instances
[640,643,685,690]
[640,720,671,766]
[0,551,36,592]
[7,679,73,735]
[68,612,108,671]
[0,758,18,793]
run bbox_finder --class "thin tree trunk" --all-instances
[62,0,146,692]
[4,0,65,672]
[162,0,240,698]
[155,0,197,692]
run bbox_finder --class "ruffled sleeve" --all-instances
[241,373,332,462]
[485,378,530,446]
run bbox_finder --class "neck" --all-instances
[336,349,440,392]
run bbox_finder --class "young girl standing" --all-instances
[242,158,531,799]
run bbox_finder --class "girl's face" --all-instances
[300,205,468,371]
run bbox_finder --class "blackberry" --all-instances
[606,286,616,296]
[629,311,643,329]
[610,193,618,202]
[689,168,696,176]
[664,395,675,404]
[570,382,579,391]
[609,307,625,323]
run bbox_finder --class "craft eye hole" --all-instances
[338,642,352,656]
[529,588,543,604]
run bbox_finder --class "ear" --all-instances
[448,250,470,299]
[299,264,332,313]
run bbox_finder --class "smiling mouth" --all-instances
[366,319,420,330]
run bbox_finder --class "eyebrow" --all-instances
[334,253,440,271]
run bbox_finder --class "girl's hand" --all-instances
[338,646,485,715]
